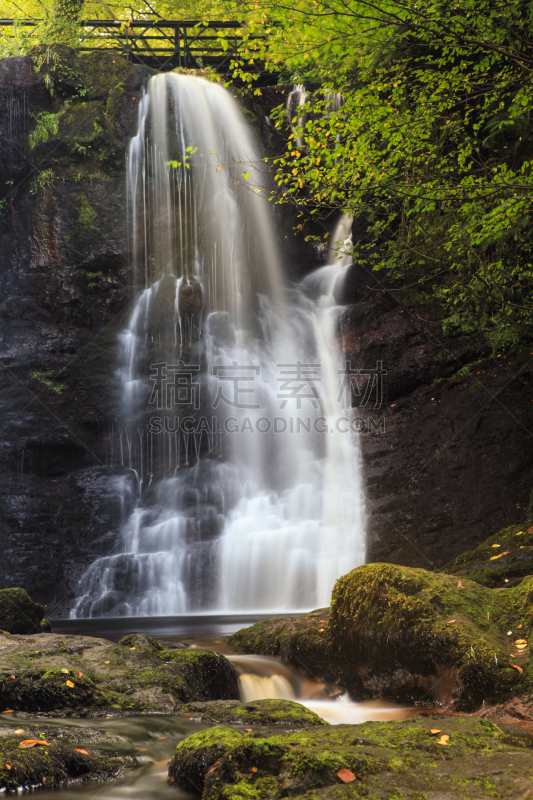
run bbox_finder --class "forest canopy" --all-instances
[3,0,533,347]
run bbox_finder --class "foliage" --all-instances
[223,0,533,346]
[29,108,64,148]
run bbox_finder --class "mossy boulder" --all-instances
[0,588,47,635]
[445,522,533,588]
[329,563,533,708]
[177,699,328,728]
[168,715,533,799]
[228,610,334,683]
[0,631,239,714]
[0,720,134,791]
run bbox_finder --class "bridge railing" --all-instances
[0,19,262,72]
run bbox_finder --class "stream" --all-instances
[0,618,422,798]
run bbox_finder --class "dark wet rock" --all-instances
[0,631,239,714]
[0,46,142,608]
[0,717,135,791]
[445,520,533,588]
[231,564,533,710]
[339,265,533,572]
[168,715,533,799]
[0,588,47,634]
[176,699,327,728]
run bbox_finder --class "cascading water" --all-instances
[72,73,365,618]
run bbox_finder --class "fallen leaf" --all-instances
[245,728,252,732]
[510,663,524,674]
[337,769,355,783]
[490,551,509,560]
[508,631,513,635]
[34,650,40,654]
[437,734,449,745]
[518,624,523,629]
[528,527,533,533]
[65,680,75,688]
[10,675,15,680]
[491,543,501,548]
[2,710,14,714]
[207,759,220,775]
[129,647,135,650]
[15,729,24,734]
[19,740,50,749]
[447,619,456,624]
[515,639,528,644]
[104,661,111,664]
[6,764,11,770]
[252,767,258,773]
[77,671,83,678]
[158,736,166,740]
[75,749,89,755]
[60,668,69,674]
[138,748,147,752]
[430,729,442,735]
[42,777,46,782]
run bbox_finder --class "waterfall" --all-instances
[72,74,365,618]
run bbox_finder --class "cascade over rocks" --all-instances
[231,563,533,710]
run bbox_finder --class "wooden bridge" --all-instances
[0,18,267,75]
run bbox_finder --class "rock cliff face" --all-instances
[1,48,531,612]
[341,258,533,569]
[0,48,140,610]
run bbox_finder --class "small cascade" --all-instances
[286,84,310,147]
[72,73,365,618]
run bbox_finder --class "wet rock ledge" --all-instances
[0,631,239,715]
[0,718,135,793]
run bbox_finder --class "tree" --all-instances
[230,0,533,347]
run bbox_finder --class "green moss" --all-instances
[445,521,533,588]
[78,193,98,230]
[78,52,135,100]
[29,369,66,394]
[169,716,528,799]
[178,699,327,728]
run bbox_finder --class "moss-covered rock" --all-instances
[228,610,334,683]
[0,588,47,635]
[177,699,328,728]
[168,715,533,799]
[0,721,134,791]
[0,631,239,714]
[329,563,533,708]
[445,522,533,587]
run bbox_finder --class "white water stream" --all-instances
[73,75,365,618]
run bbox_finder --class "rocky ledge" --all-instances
[0,631,238,714]
[176,699,326,728]
[168,715,533,799]
[0,717,135,792]
[230,562,533,710]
